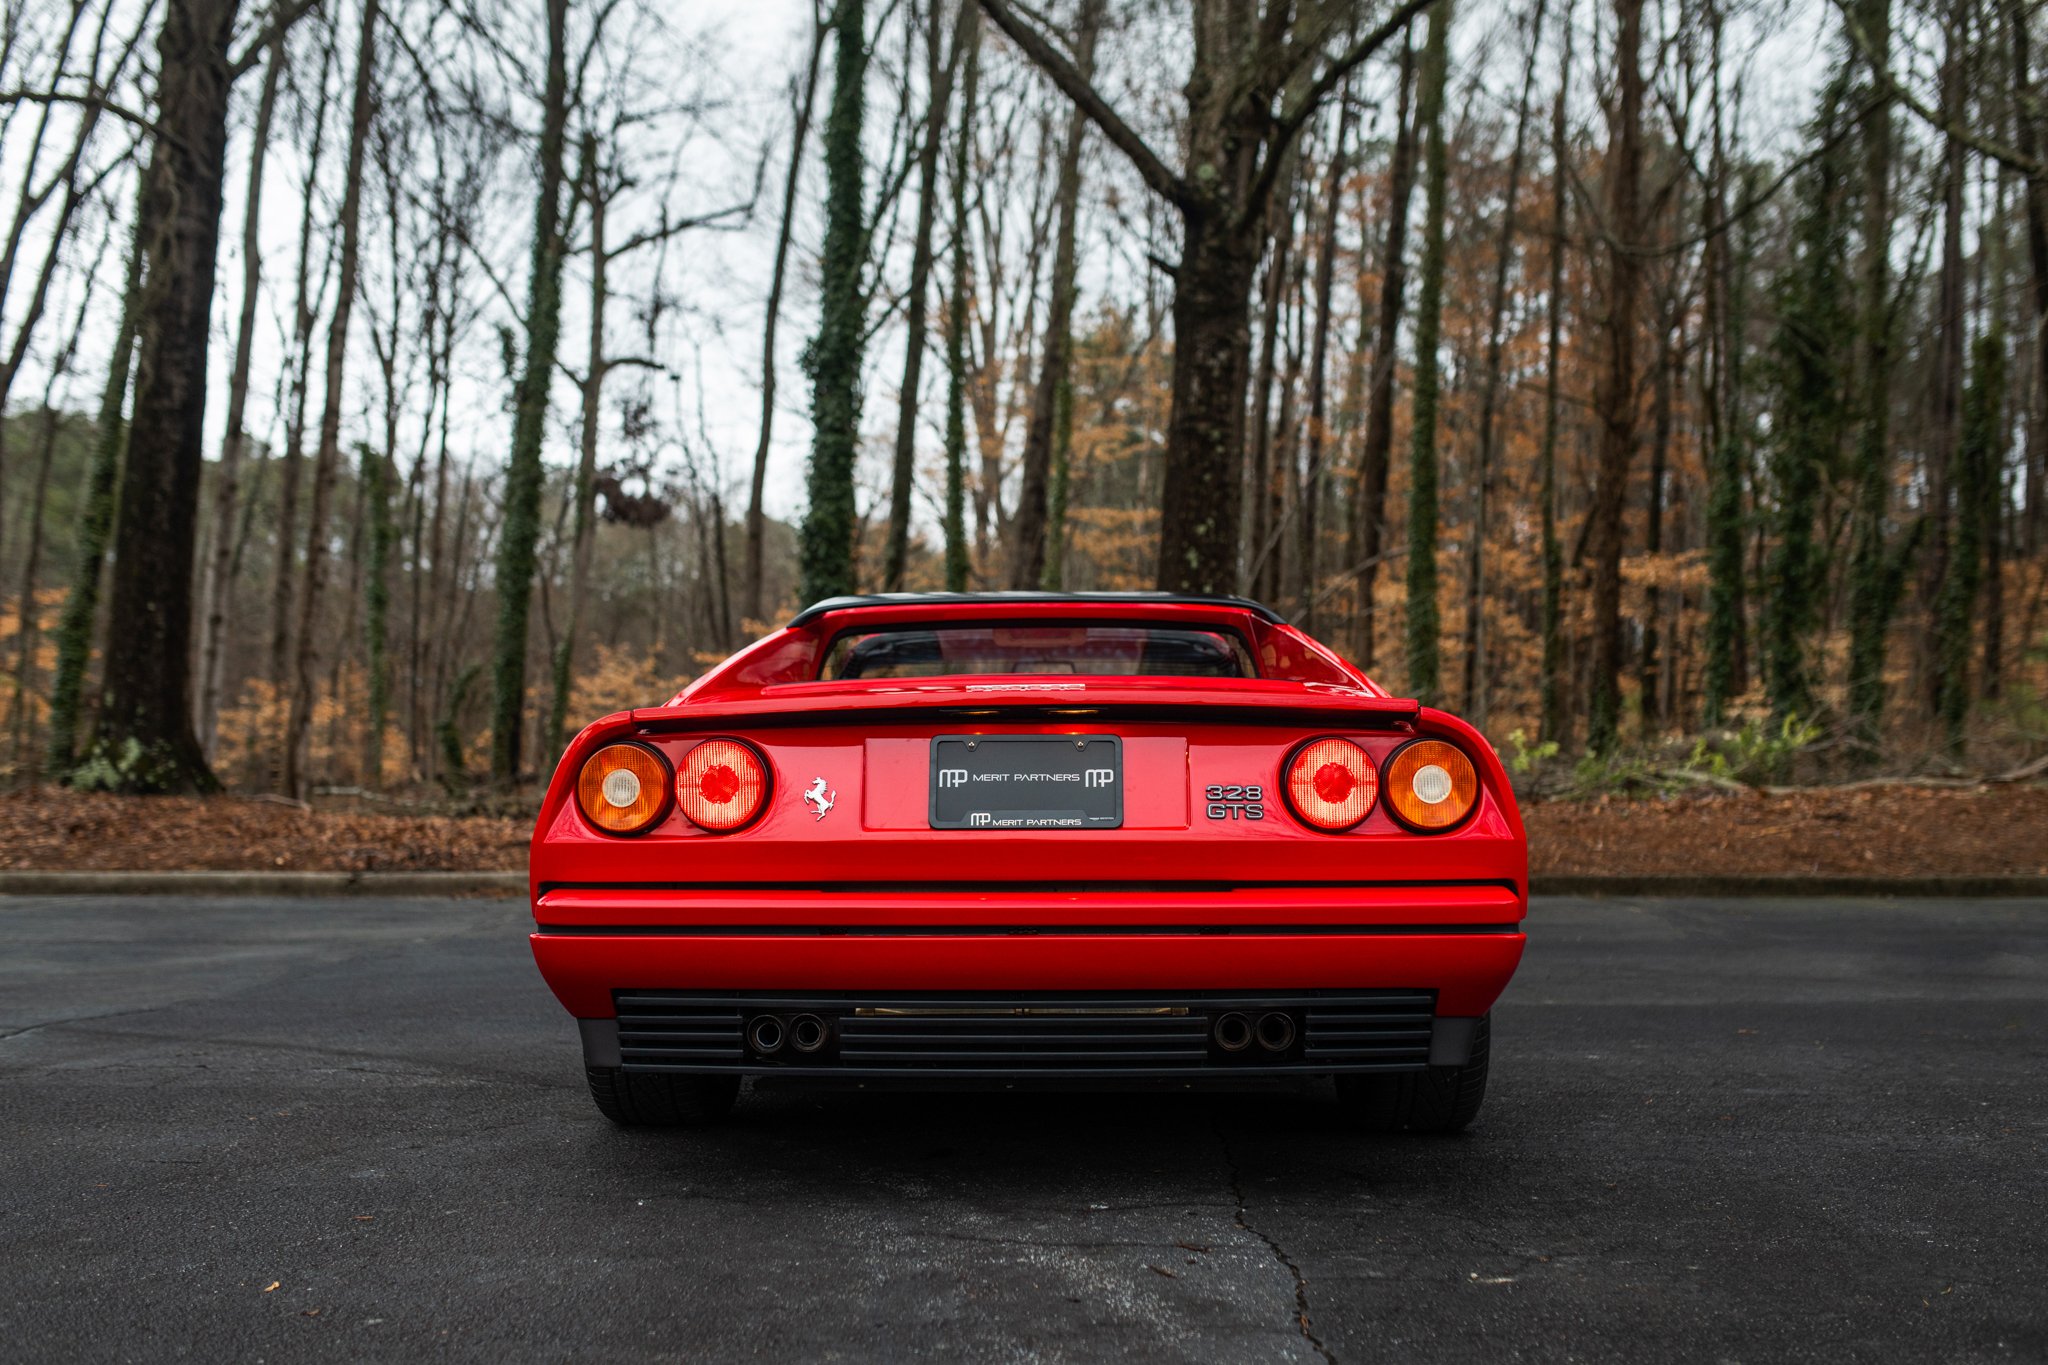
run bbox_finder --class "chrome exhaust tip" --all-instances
[788,1013,829,1053]
[1213,1012,1253,1052]
[747,1015,786,1054]
[1255,1011,1297,1052]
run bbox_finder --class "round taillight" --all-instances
[1384,739,1480,832]
[676,739,770,832]
[575,743,673,835]
[1284,737,1378,832]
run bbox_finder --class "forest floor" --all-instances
[0,783,2044,877]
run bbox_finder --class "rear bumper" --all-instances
[530,881,1526,1032]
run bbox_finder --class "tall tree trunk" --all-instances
[285,0,381,798]
[10,405,62,772]
[80,0,243,793]
[1845,0,1898,743]
[1297,81,1360,631]
[2007,0,2047,553]
[1638,309,1675,728]
[1585,0,1646,754]
[1921,6,1967,714]
[1155,202,1260,594]
[1537,0,1571,743]
[489,0,569,786]
[885,0,969,590]
[800,0,870,603]
[360,440,393,784]
[15,235,106,771]
[46,174,144,775]
[1348,30,1416,670]
[197,33,283,759]
[1403,0,1452,705]
[1246,188,1295,599]
[549,134,605,760]
[268,24,338,699]
[1937,333,2003,747]
[941,5,978,592]
[1466,0,1540,720]
[745,8,826,623]
[1460,0,1545,722]
[1010,0,1104,589]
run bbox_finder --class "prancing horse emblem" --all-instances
[802,777,836,822]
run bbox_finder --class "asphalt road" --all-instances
[1,895,2042,1364]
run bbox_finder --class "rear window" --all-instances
[823,625,1257,680]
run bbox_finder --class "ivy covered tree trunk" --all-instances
[46,177,144,775]
[800,0,869,605]
[1703,157,1756,728]
[941,4,978,594]
[490,0,569,786]
[1402,0,1451,705]
[1935,333,2004,748]
[360,444,393,786]
[1762,78,1852,724]
[78,0,241,794]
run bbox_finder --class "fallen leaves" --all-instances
[0,790,529,873]
[1526,785,2048,878]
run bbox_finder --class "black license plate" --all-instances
[928,735,1123,830]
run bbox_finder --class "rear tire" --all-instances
[585,1067,740,1127]
[1335,1014,1490,1133]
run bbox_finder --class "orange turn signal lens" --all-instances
[575,742,673,835]
[1383,739,1479,832]
[1284,737,1379,832]
[676,739,770,832]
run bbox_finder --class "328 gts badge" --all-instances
[1205,784,1265,821]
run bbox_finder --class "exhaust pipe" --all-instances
[1213,1012,1253,1053]
[1255,1012,1297,1052]
[788,1013,829,1053]
[747,1015,786,1055]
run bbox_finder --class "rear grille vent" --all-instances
[612,991,1436,1077]
[611,995,744,1065]
[1300,991,1437,1066]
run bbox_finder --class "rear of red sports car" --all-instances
[529,593,1527,1131]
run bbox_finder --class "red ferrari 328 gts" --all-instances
[529,593,1527,1132]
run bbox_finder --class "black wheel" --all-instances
[585,1067,740,1127]
[1335,1015,1490,1133]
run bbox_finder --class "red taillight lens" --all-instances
[676,739,770,832]
[575,743,673,835]
[1384,739,1480,831]
[1284,737,1378,832]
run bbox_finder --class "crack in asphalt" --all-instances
[1220,1128,1338,1365]
[0,1004,174,1044]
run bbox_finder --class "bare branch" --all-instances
[1831,0,2043,176]
[977,0,1188,206]
[0,89,165,140]
[230,0,324,79]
